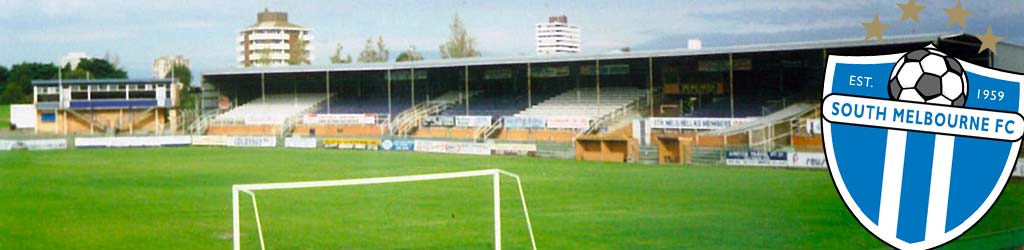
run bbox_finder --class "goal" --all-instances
[231,169,536,250]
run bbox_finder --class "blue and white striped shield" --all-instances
[822,46,1024,249]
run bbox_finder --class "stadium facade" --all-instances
[30,78,180,135]
[195,33,1019,163]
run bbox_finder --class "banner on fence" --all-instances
[1015,161,1024,177]
[244,116,286,125]
[380,139,415,151]
[790,152,828,168]
[284,137,318,148]
[303,114,376,125]
[492,143,538,156]
[22,139,67,150]
[421,116,456,127]
[76,136,191,148]
[323,138,380,150]
[227,136,276,147]
[455,116,492,127]
[0,140,15,151]
[192,136,228,146]
[726,151,789,167]
[648,117,754,130]
[414,140,493,155]
[503,116,546,129]
[546,116,590,129]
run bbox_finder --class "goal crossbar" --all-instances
[232,169,536,250]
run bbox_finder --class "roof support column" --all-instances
[261,72,266,104]
[527,63,532,106]
[729,53,734,119]
[326,71,331,114]
[411,68,416,115]
[387,69,392,120]
[596,59,601,110]
[465,65,470,116]
[648,57,654,116]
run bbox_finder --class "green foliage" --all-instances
[0,66,8,97]
[64,58,128,79]
[256,49,273,66]
[164,64,192,85]
[439,13,480,59]
[2,62,58,104]
[329,43,353,64]
[358,36,389,63]
[1,148,1023,249]
[288,39,310,65]
[396,46,424,62]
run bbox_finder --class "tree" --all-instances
[256,49,273,66]
[376,36,389,63]
[439,13,480,59]
[0,66,9,96]
[165,63,195,111]
[164,63,192,86]
[396,46,424,62]
[330,43,353,64]
[358,36,388,63]
[67,58,127,79]
[2,62,58,104]
[288,38,310,65]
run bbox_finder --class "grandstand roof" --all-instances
[204,32,978,76]
[32,78,174,86]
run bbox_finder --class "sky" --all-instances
[0,0,1021,81]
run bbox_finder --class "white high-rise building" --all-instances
[153,55,191,79]
[535,15,580,55]
[237,8,314,67]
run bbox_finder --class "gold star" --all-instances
[977,26,1003,55]
[862,15,889,41]
[898,0,926,23]
[945,0,971,28]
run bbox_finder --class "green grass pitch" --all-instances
[1,147,1021,249]
[0,104,9,128]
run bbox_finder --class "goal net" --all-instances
[232,169,536,250]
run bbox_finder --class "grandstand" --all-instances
[515,87,646,120]
[197,33,1023,161]
[214,94,327,125]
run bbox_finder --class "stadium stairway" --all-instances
[390,91,480,136]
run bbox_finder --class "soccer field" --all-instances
[1,147,1021,249]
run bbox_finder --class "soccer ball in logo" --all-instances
[888,47,968,106]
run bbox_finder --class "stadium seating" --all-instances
[437,93,530,117]
[683,96,784,118]
[318,95,410,116]
[214,94,327,125]
[515,87,647,120]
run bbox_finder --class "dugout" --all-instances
[575,136,638,162]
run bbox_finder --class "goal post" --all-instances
[231,169,536,250]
